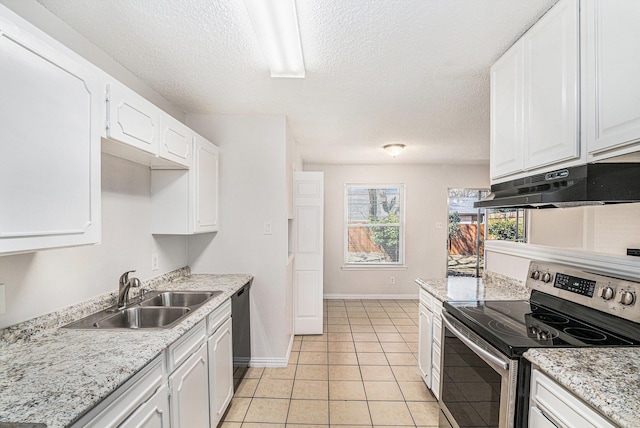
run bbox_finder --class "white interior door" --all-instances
[294,171,324,335]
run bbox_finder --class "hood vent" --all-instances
[475,163,640,209]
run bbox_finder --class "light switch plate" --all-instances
[264,221,272,235]
[0,284,5,315]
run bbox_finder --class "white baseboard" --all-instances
[323,293,418,300]
[249,357,289,368]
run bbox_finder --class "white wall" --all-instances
[304,163,489,297]
[487,203,640,280]
[186,114,294,363]
[0,155,188,328]
[0,1,188,329]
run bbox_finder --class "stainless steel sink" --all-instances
[63,289,223,330]
[95,307,190,329]
[138,291,220,308]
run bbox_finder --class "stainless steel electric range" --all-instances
[439,261,640,428]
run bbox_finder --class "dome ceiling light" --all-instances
[383,144,406,158]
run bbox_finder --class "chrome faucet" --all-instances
[117,270,141,309]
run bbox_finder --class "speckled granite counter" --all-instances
[0,269,252,427]
[525,347,639,427]
[415,271,530,302]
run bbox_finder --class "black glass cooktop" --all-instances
[444,290,640,357]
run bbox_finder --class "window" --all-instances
[344,184,405,266]
[485,208,527,243]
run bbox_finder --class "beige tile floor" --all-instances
[220,299,439,427]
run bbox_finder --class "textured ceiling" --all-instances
[37,0,557,165]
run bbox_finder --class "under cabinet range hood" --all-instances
[475,163,640,209]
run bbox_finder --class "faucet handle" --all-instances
[119,270,136,286]
[130,277,141,288]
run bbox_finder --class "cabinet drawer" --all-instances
[167,320,206,373]
[432,299,443,316]
[431,370,440,400]
[207,298,232,335]
[433,315,442,346]
[76,353,166,428]
[530,369,615,428]
[432,344,441,376]
[419,288,433,309]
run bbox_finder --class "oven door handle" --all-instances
[442,314,509,371]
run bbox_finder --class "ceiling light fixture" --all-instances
[243,0,305,78]
[383,144,406,157]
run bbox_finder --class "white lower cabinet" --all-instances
[417,288,443,399]
[418,302,433,387]
[120,384,171,428]
[208,317,234,426]
[76,299,234,428]
[169,343,210,428]
[529,368,615,428]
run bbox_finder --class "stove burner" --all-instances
[563,327,608,342]
[487,320,526,337]
[461,305,485,313]
[530,313,570,325]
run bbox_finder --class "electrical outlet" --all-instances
[436,222,443,229]
[151,253,159,271]
[264,221,272,235]
[0,284,5,315]
[389,276,395,285]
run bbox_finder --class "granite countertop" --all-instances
[0,270,252,427]
[415,271,530,302]
[525,347,640,428]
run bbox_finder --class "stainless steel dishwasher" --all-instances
[231,280,251,390]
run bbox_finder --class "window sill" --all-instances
[341,264,408,271]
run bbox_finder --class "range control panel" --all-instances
[526,261,640,323]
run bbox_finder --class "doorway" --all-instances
[447,189,488,277]
[447,189,528,277]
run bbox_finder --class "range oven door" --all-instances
[440,311,519,428]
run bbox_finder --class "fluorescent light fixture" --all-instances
[244,0,305,78]
[383,144,406,157]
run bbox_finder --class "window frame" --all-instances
[343,183,406,268]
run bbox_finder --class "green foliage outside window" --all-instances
[488,217,525,241]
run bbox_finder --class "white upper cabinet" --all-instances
[0,4,101,254]
[104,81,189,169]
[105,82,159,155]
[151,135,219,235]
[490,41,525,178]
[193,135,219,233]
[585,0,640,158]
[158,114,192,168]
[524,0,580,169]
[490,0,581,182]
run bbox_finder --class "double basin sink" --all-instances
[64,290,223,330]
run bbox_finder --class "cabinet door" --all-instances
[208,317,233,427]
[586,0,640,156]
[106,81,159,155]
[120,384,170,428]
[490,40,525,179]
[193,136,219,233]
[158,113,192,168]
[418,303,433,388]
[0,6,101,254]
[168,343,210,428]
[524,0,580,169]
